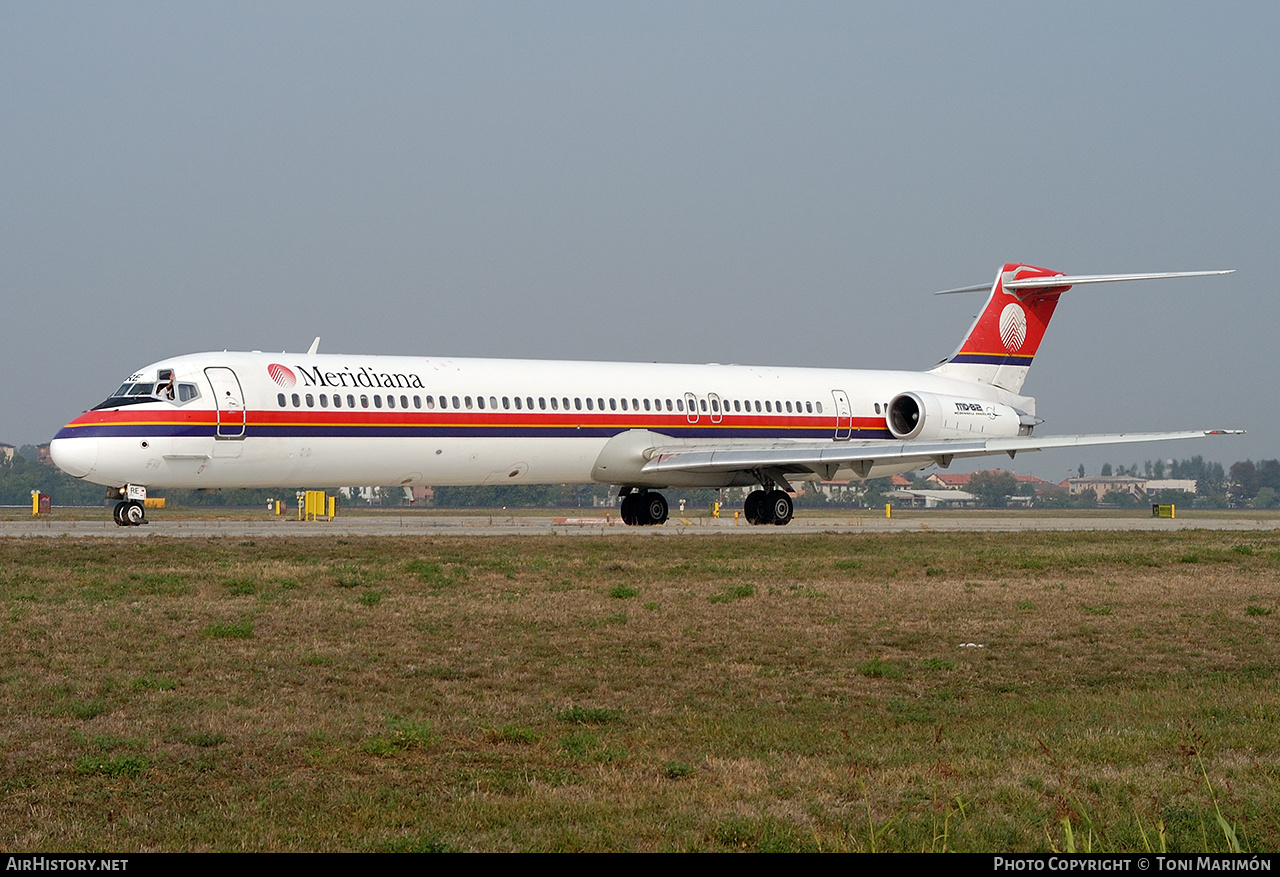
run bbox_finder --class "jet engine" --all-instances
[886,391,1033,441]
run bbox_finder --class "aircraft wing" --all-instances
[640,430,1243,481]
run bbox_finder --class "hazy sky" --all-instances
[3,2,1275,478]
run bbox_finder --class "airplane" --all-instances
[49,262,1241,527]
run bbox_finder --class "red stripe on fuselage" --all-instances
[64,407,890,433]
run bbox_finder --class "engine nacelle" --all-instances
[886,391,1032,441]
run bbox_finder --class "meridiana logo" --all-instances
[267,363,297,388]
[999,303,1027,352]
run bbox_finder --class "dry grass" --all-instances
[1,530,1278,851]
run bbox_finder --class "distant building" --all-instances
[887,488,976,508]
[924,472,973,490]
[1144,479,1197,495]
[36,443,55,466]
[925,471,1051,493]
[808,474,913,503]
[810,480,854,502]
[1065,476,1147,501]
[0,443,13,465]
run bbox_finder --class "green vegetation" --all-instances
[662,760,695,780]
[1,530,1278,851]
[709,583,755,603]
[556,706,622,725]
[363,718,438,755]
[201,620,253,639]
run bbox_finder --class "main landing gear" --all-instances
[113,500,146,527]
[743,489,793,526]
[619,489,669,526]
[617,484,793,527]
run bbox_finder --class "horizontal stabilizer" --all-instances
[930,264,1234,395]
[936,269,1234,295]
[1004,269,1234,290]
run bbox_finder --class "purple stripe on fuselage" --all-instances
[56,422,893,441]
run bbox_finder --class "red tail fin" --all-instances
[930,263,1070,393]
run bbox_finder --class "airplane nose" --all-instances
[49,436,99,478]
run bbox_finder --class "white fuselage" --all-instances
[50,351,1029,490]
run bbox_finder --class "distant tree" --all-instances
[1101,489,1141,508]
[1077,464,1086,478]
[1257,460,1280,493]
[1168,456,1227,502]
[431,483,610,508]
[1072,489,1097,509]
[858,477,896,509]
[1150,489,1195,507]
[1035,488,1071,509]
[1230,460,1259,501]
[1255,487,1279,509]
[1101,463,1113,476]
[0,451,107,506]
[969,470,1017,508]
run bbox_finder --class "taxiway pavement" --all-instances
[4,513,1278,538]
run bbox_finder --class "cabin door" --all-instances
[832,389,852,440]
[205,367,247,453]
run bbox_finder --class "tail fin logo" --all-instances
[999,303,1027,352]
[267,363,297,388]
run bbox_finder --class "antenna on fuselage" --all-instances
[307,337,321,355]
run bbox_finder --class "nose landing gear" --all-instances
[113,500,146,527]
[110,485,149,526]
[112,500,146,527]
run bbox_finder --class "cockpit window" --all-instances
[92,377,201,410]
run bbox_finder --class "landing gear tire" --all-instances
[643,492,668,526]
[124,500,146,526]
[767,489,793,526]
[620,491,668,526]
[620,493,641,526]
[114,500,146,527]
[744,489,769,525]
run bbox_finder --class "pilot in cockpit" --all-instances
[156,370,176,400]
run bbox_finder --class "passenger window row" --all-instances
[275,392,825,415]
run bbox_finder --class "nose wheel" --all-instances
[113,500,146,527]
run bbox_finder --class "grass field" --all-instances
[1,529,1278,851]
